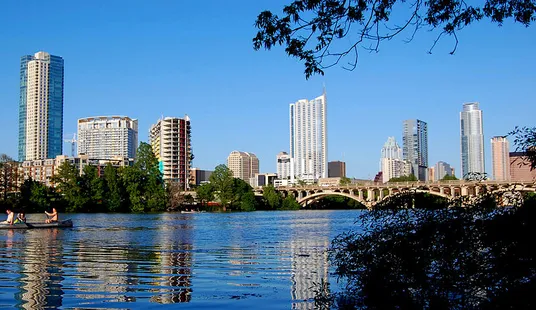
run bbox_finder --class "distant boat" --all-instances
[0,219,73,230]
[180,210,206,214]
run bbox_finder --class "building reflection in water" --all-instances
[15,229,65,310]
[150,213,194,303]
[289,216,331,310]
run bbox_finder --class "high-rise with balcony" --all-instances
[227,151,259,186]
[491,136,510,181]
[289,91,328,182]
[77,116,138,159]
[18,51,64,161]
[149,116,192,190]
[460,102,485,177]
[402,119,428,181]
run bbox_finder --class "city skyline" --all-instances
[1,1,534,179]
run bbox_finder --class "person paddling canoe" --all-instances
[45,208,58,223]
[1,209,14,225]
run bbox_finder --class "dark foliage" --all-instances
[509,126,536,171]
[253,0,536,78]
[323,191,536,309]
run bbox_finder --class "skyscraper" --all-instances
[77,116,138,159]
[149,116,192,189]
[289,91,328,182]
[380,136,408,183]
[491,136,510,181]
[402,119,428,181]
[460,102,485,177]
[18,51,64,161]
[381,137,402,160]
[227,151,259,186]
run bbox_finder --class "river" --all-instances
[0,210,362,309]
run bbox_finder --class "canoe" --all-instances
[0,219,73,230]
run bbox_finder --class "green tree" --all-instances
[441,174,458,181]
[253,0,536,78]
[18,178,56,213]
[209,164,234,208]
[388,174,418,182]
[339,177,351,186]
[196,183,214,206]
[0,154,18,202]
[231,178,257,211]
[281,194,301,210]
[79,165,106,212]
[124,142,166,212]
[51,161,85,212]
[263,184,283,209]
[103,164,126,212]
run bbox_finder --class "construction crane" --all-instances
[64,133,77,157]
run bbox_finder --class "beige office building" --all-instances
[491,136,510,181]
[227,151,259,186]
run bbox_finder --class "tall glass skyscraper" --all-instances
[18,51,64,161]
[402,119,428,181]
[460,102,485,178]
[289,91,328,182]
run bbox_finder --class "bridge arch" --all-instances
[297,191,368,208]
[377,189,452,205]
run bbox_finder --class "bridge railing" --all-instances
[254,180,535,191]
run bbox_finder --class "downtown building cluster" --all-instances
[10,51,535,192]
[225,90,348,188]
[378,102,535,183]
[16,51,195,190]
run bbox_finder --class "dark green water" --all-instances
[0,210,361,309]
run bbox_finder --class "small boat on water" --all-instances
[0,219,73,230]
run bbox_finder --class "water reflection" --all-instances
[15,229,64,309]
[0,211,356,309]
[290,215,331,309]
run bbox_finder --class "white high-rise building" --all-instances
[380,137,408,183]
[276,151,291,179]
[149,116,192,190]
[460,102,485,177]
[77,116,138,159]
[19,51,64,161]
[381,137,402,160]
[227,151,259,186]
[289,91,328,182]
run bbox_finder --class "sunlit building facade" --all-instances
[149,116,193,190]
[18,51,64,161]
[460,102,485,177]
[402,119,428,181]
[491,136,510,181]
[77,116,138,160]
[289,91,328,182]
[227,151,259,186]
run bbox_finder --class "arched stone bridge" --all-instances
[254,180,536,209]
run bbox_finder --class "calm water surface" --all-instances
[0,210,362,309]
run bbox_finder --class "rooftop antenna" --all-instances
[64,133,77,157]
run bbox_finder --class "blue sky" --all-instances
[0,0,535,179]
